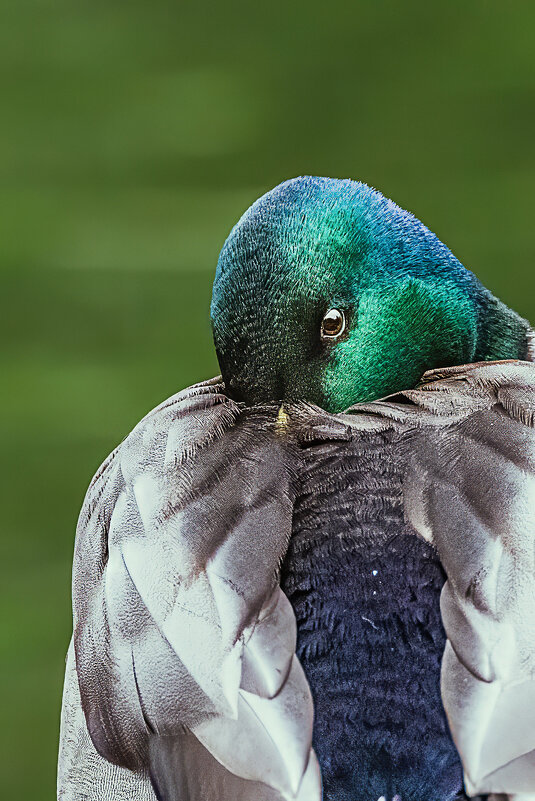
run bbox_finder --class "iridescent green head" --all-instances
[211,176,530,413]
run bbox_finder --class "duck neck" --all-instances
[474,290,532,362]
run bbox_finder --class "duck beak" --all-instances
[276,404,289,430]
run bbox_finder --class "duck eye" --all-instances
[321,308,345,340]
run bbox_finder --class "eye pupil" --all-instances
[321,308,345,339]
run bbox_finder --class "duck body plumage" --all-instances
[59,362,535,801]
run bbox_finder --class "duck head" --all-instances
[211,176,531,413]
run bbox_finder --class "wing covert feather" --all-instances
[67,378,320,801]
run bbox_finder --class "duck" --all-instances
[58,177,535,801]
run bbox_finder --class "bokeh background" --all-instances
[2,1,535,797]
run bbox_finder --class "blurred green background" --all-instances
[2,0,535,797]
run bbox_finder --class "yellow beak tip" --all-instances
[276,405,289,427]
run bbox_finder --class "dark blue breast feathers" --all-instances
[281,426,468,801]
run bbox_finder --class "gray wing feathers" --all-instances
[58,640,156,801]
[393,362,535,796]
[64,379,319,800]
